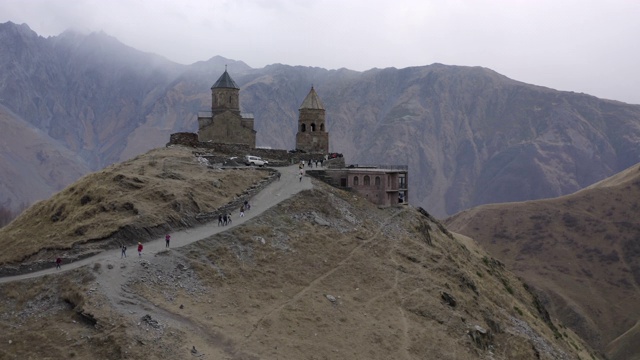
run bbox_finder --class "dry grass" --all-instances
[445,163,640,360]
[122,184,593,359]
[0,146,271,265]
[0,148,598,359]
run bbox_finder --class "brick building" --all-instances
[197,69,256,147]
[309,165,408,207]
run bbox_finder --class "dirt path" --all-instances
[0,164,313,284]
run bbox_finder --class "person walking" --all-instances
[55,257,62,269]
[218,214,223,226]
[121,245,127,258]
[277,172,281,181]
[165,234,171,248]
[137,242,143,257]
[240,205,245,217]
[223,214,228,226]
[299,168,304,182]
[227,213,232,225]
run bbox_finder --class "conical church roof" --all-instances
[299,86,325,110]
[211,69,239,89]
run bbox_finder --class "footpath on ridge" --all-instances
[0,164,313,284]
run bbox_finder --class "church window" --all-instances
[375,176,381,189]
[353,176,359,186]
[311,123,316,131]
[364,175,370,186]
[301,123,306,132]
[320,123,324,131]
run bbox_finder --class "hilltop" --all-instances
[445,163,640,360]
[0,145,595,359]
[0,146,272,272]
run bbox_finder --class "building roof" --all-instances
[211,69,239,90]
[299,86,325,110]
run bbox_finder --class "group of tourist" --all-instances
[56,198,257,269]
[300,159,323,168]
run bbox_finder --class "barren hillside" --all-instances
[0,146,272,271]
[0,145,596,359]
[445,163,640,360]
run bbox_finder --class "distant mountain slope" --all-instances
[2,21,640,218]
[0,104,89,211]
[444,162,640,360]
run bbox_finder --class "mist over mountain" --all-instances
[2,21,640,217]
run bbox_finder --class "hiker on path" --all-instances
[223,214,228,226]
[121,245,127,258]
[240,205,245,217]
[137,242,143,257]
[218,214,223,226]
[299,168,304,182]
[165,234,171,248]
[227,213,232,225]
[277,172,281,181]
[55,257,62,269]
[244,200,250,210]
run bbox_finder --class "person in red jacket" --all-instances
[55,257,62,269]
[137,242,143,257]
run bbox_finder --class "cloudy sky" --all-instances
[2,0,639,104]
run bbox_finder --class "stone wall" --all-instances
[198,113,256,148]
[169,132,328,167]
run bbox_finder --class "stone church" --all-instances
[197,69,256,147]
[295,86,329,154]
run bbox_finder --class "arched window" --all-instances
[353,176,359,186]
[375,176,381,189]
[301,123,306,132]
[364,175,370,186]
[311,123,316,131]
[320,123,324,131]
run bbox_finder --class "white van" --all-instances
[244,155,268,167]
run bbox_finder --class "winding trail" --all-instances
[0,164,313,284]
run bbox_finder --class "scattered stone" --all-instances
[325,294,337,303]
[441,291,457,307]
[141,314,161,329]
[191,346,198,354]
[313,212,330,226]
[468,324,493,350]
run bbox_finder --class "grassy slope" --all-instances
[0,182,595,359]
[445,163,640,360]
[0,146,270,266]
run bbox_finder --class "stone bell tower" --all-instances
[211,66,240,115]
[295,86,329,153]
[197,67,256,147]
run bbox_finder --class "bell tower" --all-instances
[211,66,240,115]
[295,86,329,153]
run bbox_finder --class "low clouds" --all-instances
[1,0,639,104]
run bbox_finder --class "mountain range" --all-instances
[2,20,640,219]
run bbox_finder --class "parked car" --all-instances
[244,155,268,167]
